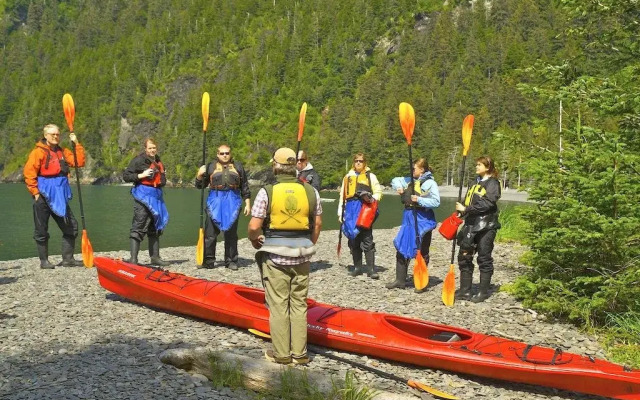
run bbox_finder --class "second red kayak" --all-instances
[94,257,640,399]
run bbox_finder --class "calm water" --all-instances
[1,183,482,261]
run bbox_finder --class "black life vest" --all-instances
[209,162,241,189]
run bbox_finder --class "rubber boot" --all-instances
[471,272,492,303]
[365,250,378,279]
[455,270,473,301]
[126,238,140,265]
[37,242,54,269]
[148,236,169,267]
[61,236,83,267]
[349,250,364,277]
[386,257,408,289]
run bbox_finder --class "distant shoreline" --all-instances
[0,181,530,203]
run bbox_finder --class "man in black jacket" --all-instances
[195,144,251,270]
[296,150,321,192]
[122,138,170,266]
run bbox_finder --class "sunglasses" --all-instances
[297,158,306,162]
[218,152,230,155]
[354,160,365,163]
[47,133,61,136]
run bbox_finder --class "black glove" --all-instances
[358,191,374,204]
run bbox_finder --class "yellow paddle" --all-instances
[248,328,457,399]
[399,102,429,291]
[62,93,94,268]
[442,115,475,306]
[196,92,210,266]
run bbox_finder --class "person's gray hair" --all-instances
[273,163,297,176]
[43,124,60,135]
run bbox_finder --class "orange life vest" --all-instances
[139,160,164,187]
[39,147,69,177]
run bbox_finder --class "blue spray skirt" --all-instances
[341,199,364,240]
[131,185,169,231]
[37,176,72,217]
[206,189,242,231]
[393,208,437,259]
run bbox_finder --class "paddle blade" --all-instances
[202,92,210,131]
[337,241,342,257]
[297,102,307,141]
[413,252,429,290]
[196,228,204,266]
[398,102,415,145]
[248,328,271,339]
[62,93,75,132]
[81,229,94,268]
[442,264,456,307]
[461,114,474,156]
[408,380,458,399]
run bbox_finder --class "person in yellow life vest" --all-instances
[455,156,502,303]
[337,153,382,279]
[122,138,170,266]
[195,144,251,270]
[248,147,323,365]
[24,124,86,269]
[386,159,440,292]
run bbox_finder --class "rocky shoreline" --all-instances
[0,228,605,400]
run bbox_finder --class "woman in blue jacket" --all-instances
[386,158,440,292]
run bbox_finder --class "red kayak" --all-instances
[94,257,640,399]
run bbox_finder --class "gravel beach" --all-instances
[0,227,609,400]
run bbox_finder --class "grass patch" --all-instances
[332,370,379,400]
[208,353,379,400]
[496,205,529,243]
[265,368,325,400]
[602,309,640,369]
[208,352,245,389]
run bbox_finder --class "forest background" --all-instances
[0,0,638,366]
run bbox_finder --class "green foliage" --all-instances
[507,0,640,340]
[495,205,529,243]
[0,0,567,188]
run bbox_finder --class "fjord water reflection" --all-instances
[1,183,465,261]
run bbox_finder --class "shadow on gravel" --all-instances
[0,335,217,400]
[310,260,333,272]
[0,265,22,271]
[0,312,16,320]
[0,277,18,285]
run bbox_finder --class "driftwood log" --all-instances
[159,347,418,399]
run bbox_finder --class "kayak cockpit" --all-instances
[382,315,473,344]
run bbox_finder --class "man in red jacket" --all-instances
[24,124,86,269]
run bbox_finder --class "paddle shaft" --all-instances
[199,130,206,229]
[408,145,420,250]
[308,344,410,387]
[449,155,468,264]
[337,176,348,256]
[70,142,87,230]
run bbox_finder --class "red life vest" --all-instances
[139,160,164,187]
[39,147,69,177]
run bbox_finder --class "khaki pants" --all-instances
[263,258,310,360]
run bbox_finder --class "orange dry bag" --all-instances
[356,200,378,229]
[439,212,463,240]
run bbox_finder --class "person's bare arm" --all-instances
[248,217,265,249]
